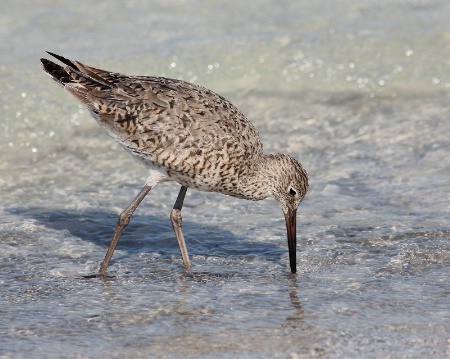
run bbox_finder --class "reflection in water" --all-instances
[284,276,305,328]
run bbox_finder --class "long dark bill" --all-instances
[284,208,297,273]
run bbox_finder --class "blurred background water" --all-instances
[1,0,449,358]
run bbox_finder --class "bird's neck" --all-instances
[236,154,277,201]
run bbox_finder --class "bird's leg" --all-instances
[170,186,191,270]
[98,184,152,275]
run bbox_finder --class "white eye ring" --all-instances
[289,188,297,196]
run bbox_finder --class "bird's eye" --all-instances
[289,188,297,196]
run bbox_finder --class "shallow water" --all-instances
[1,0,450,358]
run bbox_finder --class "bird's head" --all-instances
[266,154,308,273]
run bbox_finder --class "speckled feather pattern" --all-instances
[41,54,308,211]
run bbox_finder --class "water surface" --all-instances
[1,1,449,358]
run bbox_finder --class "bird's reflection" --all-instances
[284,275,305,328]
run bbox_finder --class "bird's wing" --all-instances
[41,54,263,187]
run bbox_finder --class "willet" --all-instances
[41,52,308,274]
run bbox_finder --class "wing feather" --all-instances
[41,53,263,190]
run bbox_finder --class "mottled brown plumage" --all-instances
[41,52,308,274]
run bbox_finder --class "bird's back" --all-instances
[41,54,264,196]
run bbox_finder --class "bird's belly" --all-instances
[140,157,252,199]
[122,140,261,200]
